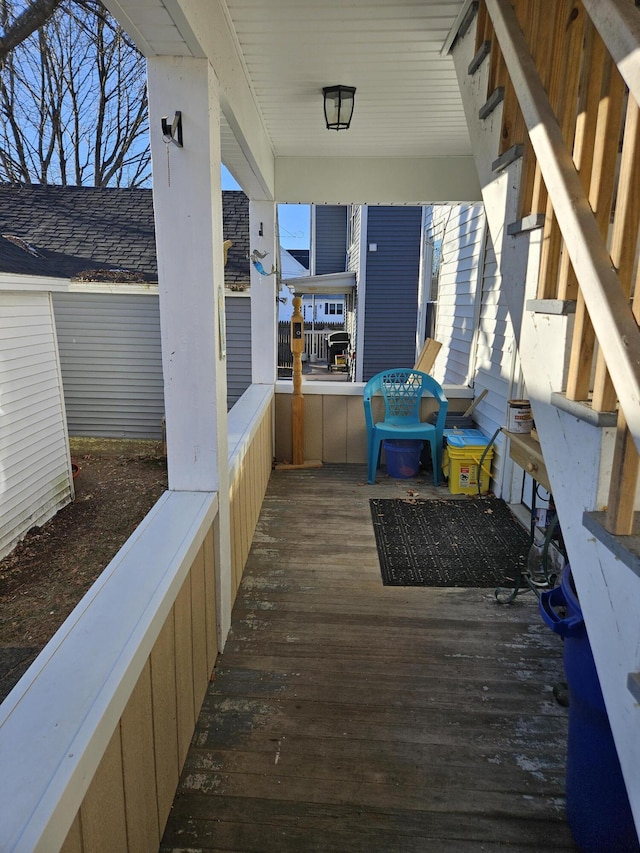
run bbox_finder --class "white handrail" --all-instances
[581,0,640,108]
[485,0,640,452]
[0,491,218,852]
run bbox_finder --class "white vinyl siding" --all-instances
[346,205,362,372]
[0,291,72,559]
[53,290,252,437]
[429,204,485,386]
[52,291,165,439]
[471,233,517,495]
[427,205,514,495]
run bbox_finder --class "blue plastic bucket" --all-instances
[539,567,639,852]
[383,439,422,478]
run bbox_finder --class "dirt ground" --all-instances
[0,438,168,700]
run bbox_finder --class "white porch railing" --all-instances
[0,384,274,852]
[304,329,330,361]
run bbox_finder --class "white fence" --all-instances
[278,323,344,367]
[305,330,330,361]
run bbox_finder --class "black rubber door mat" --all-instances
[370,497,528,587]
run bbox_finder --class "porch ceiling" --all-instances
[102,0,479,203]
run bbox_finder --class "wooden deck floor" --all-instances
[161,465,577,852]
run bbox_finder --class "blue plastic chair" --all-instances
[363,368,448,485]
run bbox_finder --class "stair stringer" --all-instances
[451,13,640,830]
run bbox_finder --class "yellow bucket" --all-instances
[443,443,494,495]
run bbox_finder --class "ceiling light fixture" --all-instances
[322,85,356,131]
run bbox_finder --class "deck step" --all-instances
[582,510,640,578]
[550,393,617,429]
[468,39,491,74]
[479,86,504,120]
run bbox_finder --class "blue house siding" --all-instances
[225,294,252,408]
[362,206,423,380]
[314,206,348,274]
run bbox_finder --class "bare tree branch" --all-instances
[0,0,63,66]
[0,0,150,186]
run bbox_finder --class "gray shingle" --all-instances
[0,184,250,286]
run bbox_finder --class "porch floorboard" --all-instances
[161,464,576,851]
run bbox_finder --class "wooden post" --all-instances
[275,296,322,470]
[290,296,305,465]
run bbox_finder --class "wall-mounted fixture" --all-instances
[250,248,276,276]
[161,111,183,147]
[322,85,356,131]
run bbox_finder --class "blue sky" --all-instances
[222,165,310,251]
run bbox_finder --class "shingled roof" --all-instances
[0,184,250,286]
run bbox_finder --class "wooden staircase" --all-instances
[449,0,640,829]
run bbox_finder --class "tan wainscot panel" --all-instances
[60,516,222,851]
[150,609,180,832]
[229,475,242,596]
[238,458,249,579]
[174,572,195,766]
[203,524,218,671]
[304,394,324,461]
[254,416,265,515]
[60,814,82,853]
[275,393,292,462]
[322,395,348,462]
[120,660,160,850]
[231,462,246,594]
[78,726,128,852]
[249,426,259,526]
[346,394,368,463]
[190,541,210,713]
[248,433,259,545]
[260,402,273,488]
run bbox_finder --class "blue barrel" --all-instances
[383,439,422,478]
[540,567,639,852]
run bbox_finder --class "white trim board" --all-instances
[0,490,218,852]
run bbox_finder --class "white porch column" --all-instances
[249,199,277,384]
[147,56,232,644]
[354,205,368,383]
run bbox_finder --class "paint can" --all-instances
[507,399,533,433]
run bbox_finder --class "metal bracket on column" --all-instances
[161,111,183,147]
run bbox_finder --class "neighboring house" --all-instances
[0,237,74,560]
[287,249,310,269]
[0,185,254,442]
[350,200,524,505]
[284,204,428,373]
[310,204,426,380]
[279,247,345,324]
[426,203,523,505]
[278,247,309,321]
[312,205,348,274]
[302,296,344,324]
[308,201,521,500]
[350,205,424,379]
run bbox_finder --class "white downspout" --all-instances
[416,205,431,361]
[354,205,368,383]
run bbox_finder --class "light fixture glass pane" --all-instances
[323,85,355,129]
[326,94,340,126]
